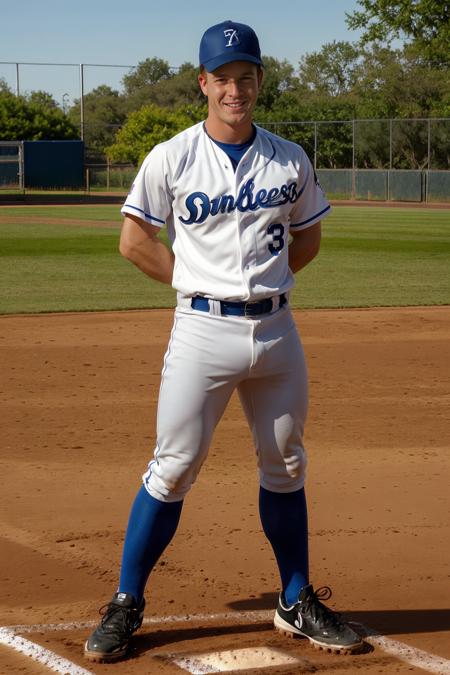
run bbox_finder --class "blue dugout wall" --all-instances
[23,141,84,189]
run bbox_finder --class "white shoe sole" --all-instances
[274,610,362,655]
[83,640,128,663]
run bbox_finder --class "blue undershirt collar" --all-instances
[204,124,257,171]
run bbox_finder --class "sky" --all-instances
[0,0,364,108]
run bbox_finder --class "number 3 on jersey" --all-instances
[268,223,285,255]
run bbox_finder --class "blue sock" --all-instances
[118,484,183,604]
[259,486,309,606]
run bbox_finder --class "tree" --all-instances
[346,0,450,65]
[122,58,172,95]
[297,41,361,97]
[256,56,297,110]
[256,95,358,168]
[0,78,11,93]
[27,90,59,108]
[352,44,450,117]
[0,90,78,140]
[144,62,204,108]
[68,85,127,160]
[122,58,175,111]
[106,103,206,165]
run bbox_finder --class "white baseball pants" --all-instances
[143,305,308,502]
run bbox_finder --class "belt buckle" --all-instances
[244,301,257,317]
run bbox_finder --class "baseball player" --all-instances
[84,20,363,662]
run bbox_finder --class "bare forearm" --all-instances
[119,216,174,285]
[121,237,174,285]
[288,222,322,274]
[288,240,319,273]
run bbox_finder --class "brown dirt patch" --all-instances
[0,307,449,674]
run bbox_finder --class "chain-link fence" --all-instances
[1,113,449,201]
[82,117,449,201]
[0,142,23,191]
[85,162,136,191]
[251,118,450,201]
[313,168,448,202]
[75,115,450,174]
[258,118,450,171]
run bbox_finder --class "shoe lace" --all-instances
[302,586,344,630]
[98,602,136,635]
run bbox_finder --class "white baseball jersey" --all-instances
[122,122,330,302]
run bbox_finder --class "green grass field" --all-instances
[0,205,449,314]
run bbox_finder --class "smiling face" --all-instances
[198,61,264,143]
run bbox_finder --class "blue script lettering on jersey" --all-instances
[179,179,300,224]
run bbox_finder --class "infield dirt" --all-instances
[0,307,449,674]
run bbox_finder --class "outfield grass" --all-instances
[0,205,123,222]
[291,206,450,308]
[0,205,448,314]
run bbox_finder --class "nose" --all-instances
[227,80,241,98]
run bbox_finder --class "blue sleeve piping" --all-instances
[290,204,331,229]
[122,203,165,225]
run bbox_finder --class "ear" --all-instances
[257,67,265,88]
[198,71,208,97]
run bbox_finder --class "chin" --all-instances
[225,113,250,126]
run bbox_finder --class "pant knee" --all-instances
[259,446,307,492]
[143,457,199,503]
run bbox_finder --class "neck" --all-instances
[204,119,254,144]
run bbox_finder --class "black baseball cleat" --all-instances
[274,584,363,654]
[84,592,145,662]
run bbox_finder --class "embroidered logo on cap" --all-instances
[224,28,240,47]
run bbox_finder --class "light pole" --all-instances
[62,93,69,114]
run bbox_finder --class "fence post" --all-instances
[107,159,110,190]
[86,168,90,193]
[426,119,431,204]
[79,64,85,141]
[387,119,393,201]
[313,122,317,170]
[19,141,25,192]
[427,118,431,171]
[351,119,356,200]
[15,63,20,96]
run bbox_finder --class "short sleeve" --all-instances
[121,145,172,228]
[289,149,331,231]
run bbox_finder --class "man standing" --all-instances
[84,20,363,662]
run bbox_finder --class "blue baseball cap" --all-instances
[199,20,263,72]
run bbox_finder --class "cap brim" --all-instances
[202,52,263,72]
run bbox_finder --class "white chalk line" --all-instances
[1,610,449,675]
[369,635,450,675]
[0,627,93,675]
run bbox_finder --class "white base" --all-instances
[173,646,301,673]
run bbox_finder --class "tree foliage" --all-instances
[121,58,178,111]
[346,0,450,65]
[352,44,450,118]
[0,89,78,141]
[68,85,127,161]
[1,20,448,170]
[104,39,448,168]
[106,103,206,165]
[256,56,297,110]
[138,62,204,109]
[122,57,172,94]
[298,41,361,97]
